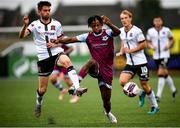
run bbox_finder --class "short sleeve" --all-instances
[167,28,173,38]
[56,22,64,37]
[105,29,113,37]
[76,33,88,42]
[146,29,151,41]
[27,21,35,33]
[137,29,145,42]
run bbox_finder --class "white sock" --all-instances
[54,80,63,91]
[156,77,165,98]
[136,88,144,96]
[147,90,158,108]
[166,75,176,92]
[68,69,80,89]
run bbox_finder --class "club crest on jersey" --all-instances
[129,33,133,37]
[51,25,55,30]
[102,36,108,41]
[162,31,165,35]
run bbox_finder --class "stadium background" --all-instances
[0,0,180,127]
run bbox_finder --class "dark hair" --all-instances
[88,15,103,27]
[37,1,51,10]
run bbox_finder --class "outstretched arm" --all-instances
[19,15,30,38]
[101,15,120,36]
[54,36,79,44]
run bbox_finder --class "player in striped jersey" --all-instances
[116,10,159,115]
[146,16,177,102]
[19,1,87,118]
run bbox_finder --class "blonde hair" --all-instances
[120,10,133,18]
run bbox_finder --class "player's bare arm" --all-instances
[19,15,30,38]
[116,42,124,56]
[164,37,173,50]
[147,40,156,50]
[124,40,146,54]
[101,15,120,36]
[54,37,79,44]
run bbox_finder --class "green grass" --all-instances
[0,76,180,127]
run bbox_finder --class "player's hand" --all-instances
[101,15,110,25]
[23,15,29,26]
[116,51,124,56]
[164,43,169,51]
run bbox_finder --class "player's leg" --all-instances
[35,76,49,117]
[119,65,144,97]
[57,53,87,96]
[78,59,98,82]
[138,65,159,114]
[63,73,80,103]
[99,83,117,124]
[164,68,177,101]
[35,56,56,118]
[156,66,166,102]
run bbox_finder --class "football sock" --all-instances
[36,90,44,105]
[165,75,176,92]
[67,66,80,89]
[156,77,165,98]
[78,68,87,80]
[147,90,158,108]
[136,88,144,96]
[54,80,63,91]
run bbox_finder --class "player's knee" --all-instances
[119,78,128,87]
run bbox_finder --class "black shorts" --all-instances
[122,64,149,81]
[154,58,168,68]
[37,53,64,76]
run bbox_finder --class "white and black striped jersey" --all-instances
[27,19,64,61]
[119,25,147,65]
[146,26,173,59]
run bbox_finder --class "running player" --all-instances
[116,10,159,115]
[19,1,87,118]
[49,15,120,123]
[146,16,177,102]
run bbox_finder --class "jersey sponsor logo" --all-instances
[38,26,41,29]
[44,31,55,36]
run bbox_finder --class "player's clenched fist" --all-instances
[23,15,29,26]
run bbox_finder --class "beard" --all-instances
[42,15,50,21]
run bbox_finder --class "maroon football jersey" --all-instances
[86,30,114,85]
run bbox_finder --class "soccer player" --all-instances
[50,44,80,103]
[50,15,120,123]
[19,1,87,118]
[116,10,159,115]
[146,16,177,102]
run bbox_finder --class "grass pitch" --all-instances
[0,75,180,127]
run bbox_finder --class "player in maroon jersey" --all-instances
[48,15,120,123]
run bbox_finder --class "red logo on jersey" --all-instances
[51,25,55,30]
